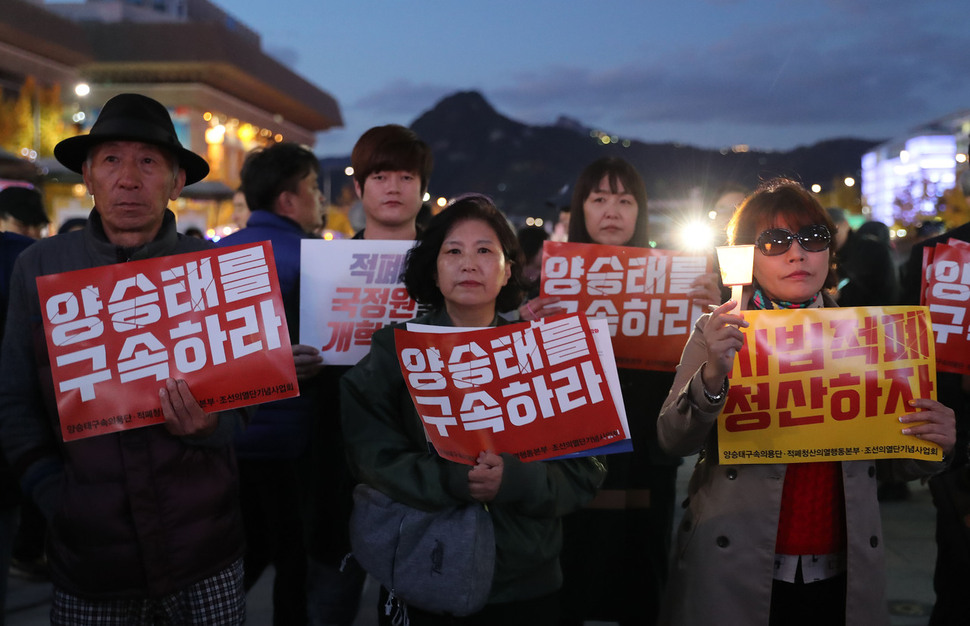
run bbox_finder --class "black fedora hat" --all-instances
[54,93,209,185]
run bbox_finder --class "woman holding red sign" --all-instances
[657,178,955,626]
[556,157,721,626]
[341,194,606,626]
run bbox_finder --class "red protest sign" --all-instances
[924,242,970,374]
[540,241,710,371]
[394,314,629,464]
[37,241,298,442]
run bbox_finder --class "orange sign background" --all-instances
[540,241,710,371]
[718,307,940,464]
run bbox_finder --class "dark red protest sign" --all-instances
[540,241,710,371]
[922,239,970,375]
[37,241,298,441]
[395,314,629,464]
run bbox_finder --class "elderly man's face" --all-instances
[82,141,186,246]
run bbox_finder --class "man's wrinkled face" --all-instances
[82,141,185,245]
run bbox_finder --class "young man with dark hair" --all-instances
[350,124,432,241]
[304,124,432,626]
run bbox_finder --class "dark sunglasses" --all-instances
[755,224,831,256]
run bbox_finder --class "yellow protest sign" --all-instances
[717,306,940,464]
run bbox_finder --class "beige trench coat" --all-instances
[657,308,944,626]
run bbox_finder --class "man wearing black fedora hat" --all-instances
[0,93,247,624]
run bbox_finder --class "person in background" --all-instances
[218,142,326,625]
[900,217,970,625]
[0,227,34,623]
[515,224,548,300]
[303,123,433,626]
[550,203,570,243]
[553,157,721,626]
[0,187,49,239]
[56,217,87,234]
[341,194,606,625]
[657,178,953,626]
[828,209,911,501]
[1,191,51,587]
[231,188,251,230]
[856,220,893,249]
[0,92,248,624]
[826,208,900,308]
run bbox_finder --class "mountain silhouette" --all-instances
[324,90,879,225]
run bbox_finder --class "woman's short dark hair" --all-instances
[726,178,837,288]
[403,194,524,313]
[567,157,649,248]
[351,125,433,193]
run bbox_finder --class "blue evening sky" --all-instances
[88,0,970,156]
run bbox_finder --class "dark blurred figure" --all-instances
[0,229,34,622]
[0,192,50,587]
[829,210,909,500]
[184,226,205,239]
[900,219,970,625]
[0,187,49,240]
[57,217,87,235]
[219,142,327,625]
[516,225,548,299]
[827,208,900,307]
[857,220,892,248]
[415,203,433,232]
[915,219,947,243]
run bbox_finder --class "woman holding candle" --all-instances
[656,178,955,626]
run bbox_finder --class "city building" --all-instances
[1,0,342,235]
[861,110,970,228]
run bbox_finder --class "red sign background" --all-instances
[37,241,298,441]
[922,240,970,375]
[395,314,628,464]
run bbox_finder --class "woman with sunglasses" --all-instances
[656,178,955,626]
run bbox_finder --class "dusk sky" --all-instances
[223,0,968,157]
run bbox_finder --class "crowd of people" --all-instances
[0,92,966,626]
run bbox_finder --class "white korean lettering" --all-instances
[117,332,169,382]
[56,346,112,401]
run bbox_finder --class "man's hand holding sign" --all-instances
[159,377,218,438]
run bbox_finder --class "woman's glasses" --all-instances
[755,224,831,256]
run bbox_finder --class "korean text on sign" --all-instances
[38,241,298,442]
[921,239,970,375]
[300,239,426,366]
[540,241,710,371]
[717,306,940,465]
[395,314,630,464]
